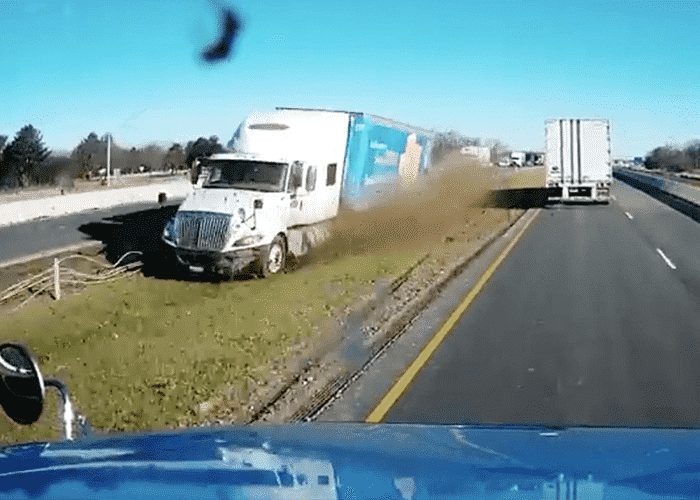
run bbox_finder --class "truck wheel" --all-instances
[257,235,287,277]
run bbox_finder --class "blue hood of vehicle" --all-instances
[2,423,700,499]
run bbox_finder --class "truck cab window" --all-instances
[326,163,337,186]
[288,161,304,192]
[306,166,317,191]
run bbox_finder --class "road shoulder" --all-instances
[270,209,541,423]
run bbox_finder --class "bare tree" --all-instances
[645,146,690,172]
[432,130,483,163]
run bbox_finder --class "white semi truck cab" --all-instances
[162,153,334,277]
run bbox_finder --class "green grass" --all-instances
[1,169,540,444]
[1,249,421,444]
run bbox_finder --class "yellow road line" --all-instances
[365,209,541,423]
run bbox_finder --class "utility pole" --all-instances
[106,133,112,187]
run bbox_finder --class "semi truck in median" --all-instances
[163,107,434,277]
[545,118,612,203]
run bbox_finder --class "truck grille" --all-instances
[175,212,231,251]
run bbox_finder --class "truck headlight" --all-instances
[233,234,264,247]
[163,217,176,244]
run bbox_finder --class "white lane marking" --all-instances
[610,195,617,201]
[624,211,634,220]
[656,248,677,270]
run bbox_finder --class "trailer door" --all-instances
[579,119,611,183]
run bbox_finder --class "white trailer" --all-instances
[460,145,491,165]
[163,108,434,278]
[545,118,612,203]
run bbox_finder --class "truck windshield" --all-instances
[203,160,288,192]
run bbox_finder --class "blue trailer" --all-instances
[165,108,435,276]
[334,111,435,205]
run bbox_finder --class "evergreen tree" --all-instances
[2,125,51,187]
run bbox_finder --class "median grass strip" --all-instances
[1,165,543,444]
[0,250,422,443]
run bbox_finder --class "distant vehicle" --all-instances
[460,145,491,165]
[613,158,637,169]
[497,158,511,168]
[509,151,543,168]
[163,107,434,277]
[509,151,526,167]
[545,118,612,203]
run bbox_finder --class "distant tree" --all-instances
[431,130,481,163]
[482,138,510,163]
[685,140,700,170]
[185,135,224,167]
[1,125,51,187]
[38,155,73,187]
[137,144,167,171]
[645,146,689,172]
[0,134,7,170]
[163,142,186,171]
[71,132,106,178]
[109,143,132,174]
[184,136,224,184]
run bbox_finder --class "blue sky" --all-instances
[1,0,698,156]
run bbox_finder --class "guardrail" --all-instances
[0,179,193,227]
[613,168,700,207]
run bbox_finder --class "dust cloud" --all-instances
[310,152,506,261]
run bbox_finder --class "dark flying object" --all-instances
[201,7,243,62]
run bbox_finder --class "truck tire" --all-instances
[256,235,287,278]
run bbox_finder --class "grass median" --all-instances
[1,165,543,444]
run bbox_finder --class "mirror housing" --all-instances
[0,343,45,426]
[254,199,263,210]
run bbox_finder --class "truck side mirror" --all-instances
[254,199,263,209]
[0,343,87,440]
[0,343,45,426]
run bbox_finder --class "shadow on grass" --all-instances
[486,187,556,209]
[614,173,700,223]
[77,205,254,282]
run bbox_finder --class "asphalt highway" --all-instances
[327,180,700,428]
[0,202,175,266]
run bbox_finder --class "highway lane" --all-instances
[338,181,700,427]
[0,202,176,266]
[612,180,700,296]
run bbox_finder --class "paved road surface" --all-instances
[0,202,173,265]
[326,180,700,427]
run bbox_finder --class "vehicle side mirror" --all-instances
[254,199,263,209]
[0,343,45,426]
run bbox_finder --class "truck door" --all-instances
[287,161,309,228]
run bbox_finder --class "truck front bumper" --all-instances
[174,248,262,275]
